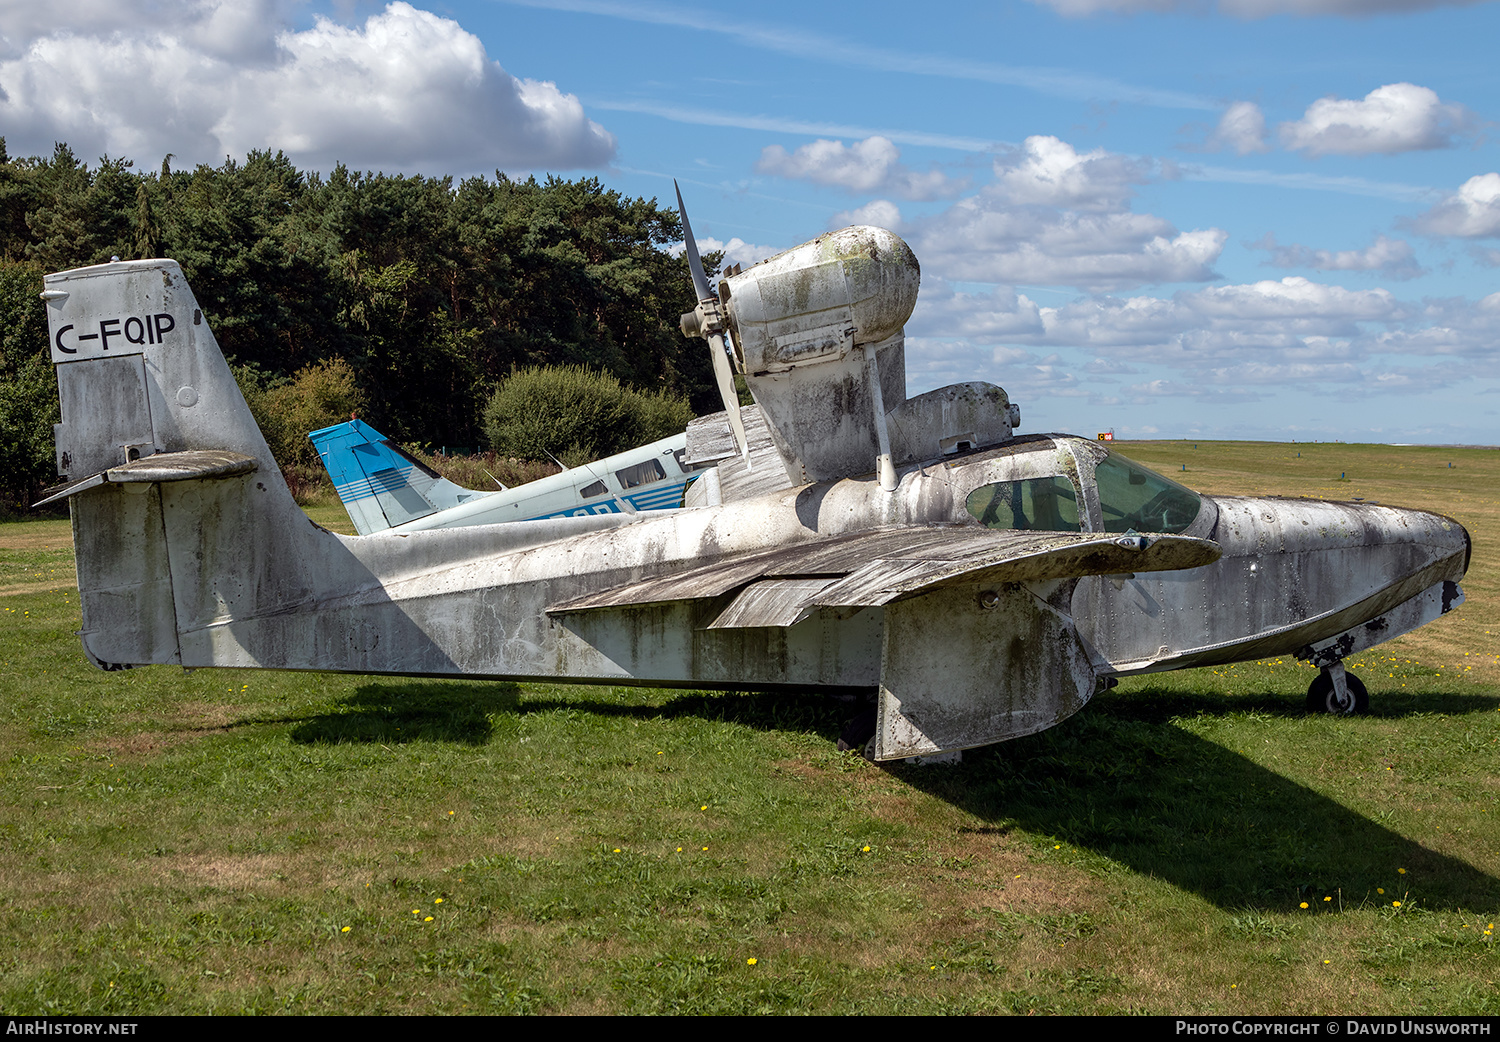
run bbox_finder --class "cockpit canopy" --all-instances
[963,448,1207,536]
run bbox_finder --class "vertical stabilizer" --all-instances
[309,419,490,535]
[41,259,309,669]
[47,260,279,478]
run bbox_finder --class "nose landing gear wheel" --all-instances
[1307,671,1369,714]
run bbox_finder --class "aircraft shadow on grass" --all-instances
[288,678,1498,913]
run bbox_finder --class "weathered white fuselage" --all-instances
[44,256,1470,760]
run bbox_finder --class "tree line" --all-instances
[0,142,716,511]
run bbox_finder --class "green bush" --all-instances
[482,366,694,466]
[234,357,365,469]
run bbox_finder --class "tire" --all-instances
[837,708,878,757]
[1306,671,1369,715]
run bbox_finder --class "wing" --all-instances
[547,526,1221,628]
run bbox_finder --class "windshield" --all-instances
[1094,453,1203,534]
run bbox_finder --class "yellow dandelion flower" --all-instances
[702,846,709,851]
[1324,896,1332,902]
[613,848,620,853]
[434,898,443,904]
[862,845,871,852]
[676,847,683,852]
[425,916,434,922]
[700,805,707,810]
[342,926,351,933]
[1393,901,1402,908]
[1300,902,1309,909]
[1377,888,1384,894]
[747,958,757,966]
[1398,868,1407,874]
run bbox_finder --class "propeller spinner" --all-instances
[675,182,750,465]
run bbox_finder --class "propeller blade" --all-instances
[709,332,750,466]
[675,181,748,465]
[674,180,712,303]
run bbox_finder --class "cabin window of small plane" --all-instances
[615,459,666,488]
[579,480,608,498]
[1093,454,1203,534]
[965,477,1081,533]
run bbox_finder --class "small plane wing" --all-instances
[548,527,1221,628]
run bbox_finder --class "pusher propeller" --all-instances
[675,181,750,464]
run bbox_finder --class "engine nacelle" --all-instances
[719,226,919,377]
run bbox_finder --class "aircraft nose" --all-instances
[1209,496,1470,602]
[1393,505,1471,582]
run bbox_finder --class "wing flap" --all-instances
[705,577,839,629]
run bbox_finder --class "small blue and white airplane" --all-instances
[308,418,697,535]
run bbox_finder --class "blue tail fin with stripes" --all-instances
[309,419,493,535]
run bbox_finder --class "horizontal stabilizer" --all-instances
[34,450,257,506]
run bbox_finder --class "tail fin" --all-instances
[45,259,280,488]
[41,258,309,669]
[308,419,491,535]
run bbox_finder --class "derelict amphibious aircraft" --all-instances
[36,201,1470,761]
[307,418,697,535]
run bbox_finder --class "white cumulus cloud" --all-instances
[0,1,616,172]
[669,236,782,272]
[832,199,905,230]
[1279,83,1474,157]
[755,137,965,200]
[899,135,1224,292]
[911,200,1226,292]
[1207,102,1269,155]
[1409,173,1500,238]
[1250,234,1424,279]
[991,136,1150,211]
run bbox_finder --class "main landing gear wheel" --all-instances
[1306,671,1369,715]
[838,708,878,761]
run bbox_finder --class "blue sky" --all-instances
[5,0,1499,442]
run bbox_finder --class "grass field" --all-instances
[0,441,1495,1015]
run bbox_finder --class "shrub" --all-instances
[482,366,693,466]
[234,357,365,469]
